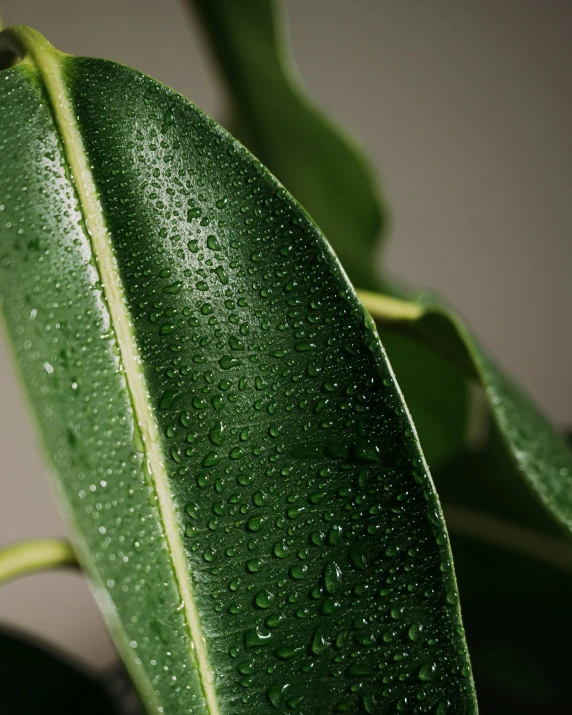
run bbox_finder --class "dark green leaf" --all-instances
[365,291,572,709]
[436,442,572,712]
[378,331,470,467]
[360,290,572,539]
[0,628,120,714]
[190,0,470,469]
[0,27,476,715]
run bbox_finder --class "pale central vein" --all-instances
[30,39,220,715]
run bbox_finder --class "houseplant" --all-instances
[0,2,570,712]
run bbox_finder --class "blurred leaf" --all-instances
[436,440,572,712]
[0,628,119,713]
[379,330,470,467]
[360,290,572,540]
[191,0,387,292]
[0,26,477,714]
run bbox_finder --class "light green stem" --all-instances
[358,289,424,322]
[0,538,78,585]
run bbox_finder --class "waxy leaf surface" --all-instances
[190,0,572,704]
[189,0,471,468]
[0,27,476,714]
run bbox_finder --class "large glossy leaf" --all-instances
[0,27,476,715]
[189,0,470,469]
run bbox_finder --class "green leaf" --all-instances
[378,331,470,467]
[359,290,572,539]
[0,627,120,714]
[437,444,572,711]
[189,0,470,469]
[0,26,476,715]
[371,289,572,707]
[191,0,387,292]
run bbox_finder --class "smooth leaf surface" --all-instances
[0,628,120,714]
[189,2,572,706]
[190,0,387,293]
[0,27,476,715]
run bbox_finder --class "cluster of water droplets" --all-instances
[0,61,208,713]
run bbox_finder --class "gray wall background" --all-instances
[0,0,570,670]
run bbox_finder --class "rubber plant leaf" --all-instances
[190,0,387,293]
[359,291,572,540]
[189,0,470,468]
[0,628,121,714]
[0,27,476,715]
[362,291,572,707]
[188,3,572,702]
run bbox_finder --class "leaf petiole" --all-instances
[0,538,78,586]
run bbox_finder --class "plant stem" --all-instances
[0,538,78,585]
[358,290,424,322]
[443,504,572,574]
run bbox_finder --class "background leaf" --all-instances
[363,291,572,710]
[360,291,572,540]
[0,627,121,714]
[0,27,476,714]
[190,0,387,293]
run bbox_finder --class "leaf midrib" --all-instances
[18,27,220,715]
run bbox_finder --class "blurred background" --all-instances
[0,0,571,673]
